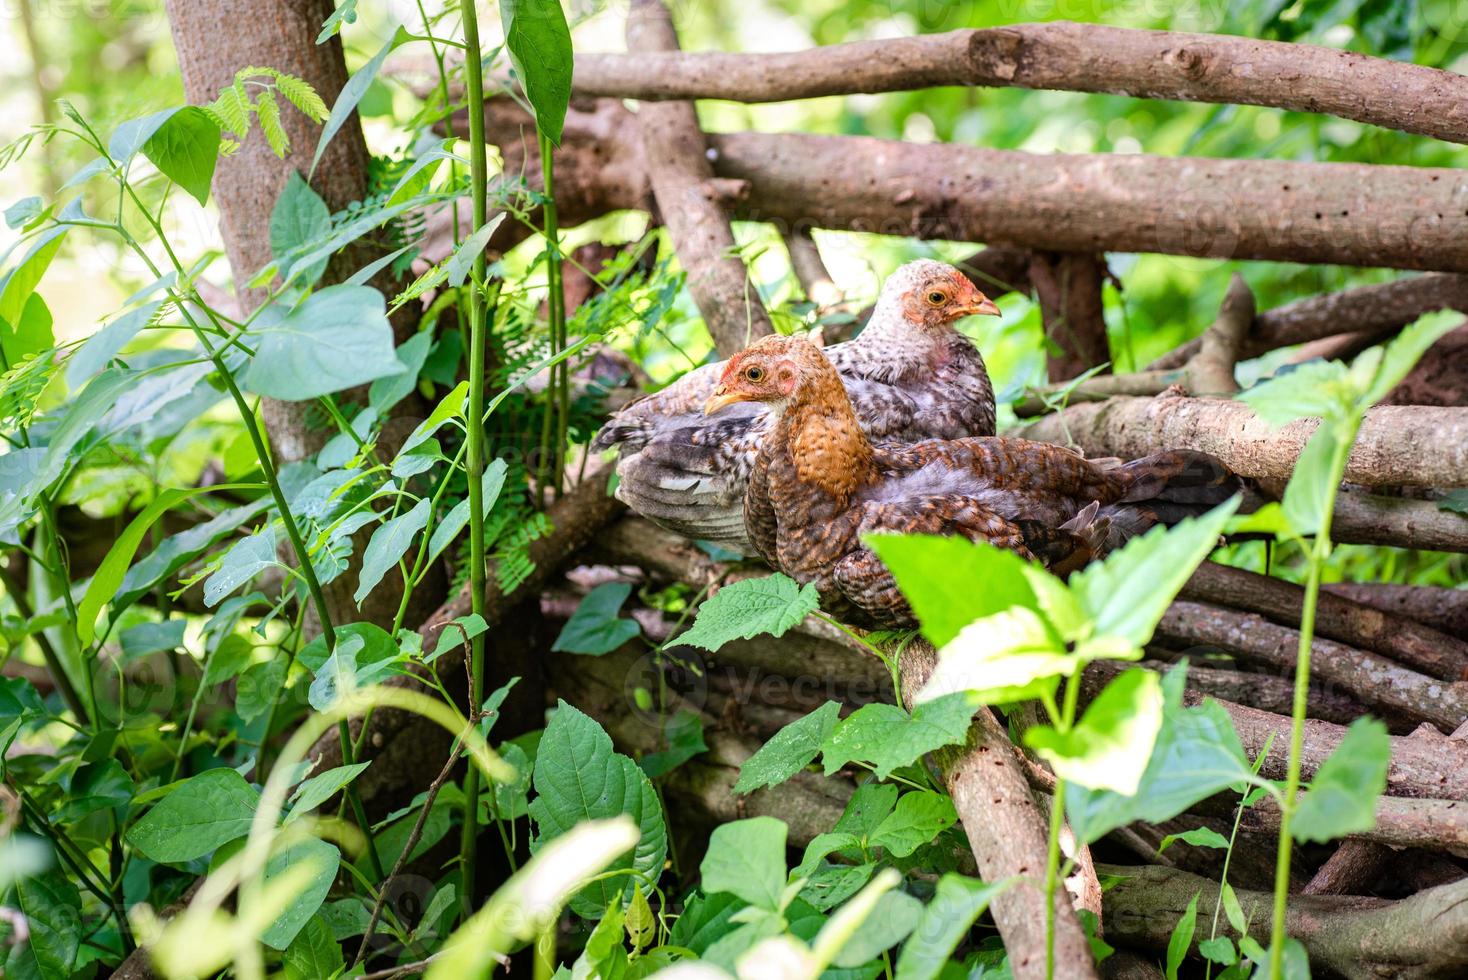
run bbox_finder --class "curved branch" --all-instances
[574,23,1468,146]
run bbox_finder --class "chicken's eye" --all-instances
[744,366,765,383]
[925,289,948,306]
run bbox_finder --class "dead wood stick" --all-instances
[1149,273,1468,370]
[306,470,624,775]
[1100,862,1468,978]
[1159,601,1468,730]
[1027,251,1111,383]
[1302,840,1393,897]
[1018,394,1468,488]
[1324,487,1468,555]
[1182,562,1468,681]
[782,227,842,311]
[625,0,772,358]
[1092,659,1374,728]
[900,642,1099,980]
[573,23,1468,146]
[1321,584,1468,639]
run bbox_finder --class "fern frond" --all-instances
[0,351,60,430]
[274,72,329,123]
[207,84,251,138]
[255,89,288,158]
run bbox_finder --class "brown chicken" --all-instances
[593,260,1000,553]
[704,335,1238,627]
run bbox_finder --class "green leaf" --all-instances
[5,196,42,230]
[500,0,574,145]
[0,225,66,328]
[527,701,667,918]
[700,816,788,910]
[822,693,977,780]
[108,107,183,166]
[791,831,861,882]
[1359,310,1461,408]
[552,582,642,655]
[917,606,1076,706]
[1157,827,1230,853]
[428,613,489,663]
[871,791,957,858]
[893,875,1012,980]
[1070,497,1239,648]
[236,658,287,724]
[864,533,1039,647]
[202,633,256,687]
[270,171,332,287]
[66,300,164,389]
[244,285,404,400]
[126,768,260,863]
[317,0,358,43]
[203,526,278,607]
[287,763,371,822]
[1197,936,1236,965]
[308,630,407,711]
[354,498,430,604]
[832,889,922,968]
[1293,716,1390,843]
[1165,892,1198,980]
[625,882,655,952]
[638,710,707,779]
[426,460,508,564]
[446,214,506,287]
[79,485,246,642]
[142,106,220,206]
[671,574,819,653]
[1221,880,1248,935]
[1236,359,1353,427]
[261,838,341,950]
[1024,669,1164,795]
[734,700,841,794]
[0,676,46,725]
[3,292,54,366]
[312,31,403,177]
[5,869,81,980]
[369,329,433,413]
[401,380,468,454]
[56,759,136,822]
[282,915,345,980]
[1066,666,1252,844]
[1438,489,1468,516]
[1281,425,1343,537]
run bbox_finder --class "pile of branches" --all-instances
[336,9,1468,978]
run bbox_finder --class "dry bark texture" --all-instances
[574,22,1468,145]
[624,0,773,357]
[1020,395,1468,488]
[1027,251,1111,382]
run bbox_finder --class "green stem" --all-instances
[458,0,493,919]
[540,131,567,500]
[1267,426,1353,975]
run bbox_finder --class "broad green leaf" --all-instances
[108,107,182,166]
[1236,359,1353,427]
[428,613,489,662]
[203,526,279,607]
[834,783,899,843]
[552,582,641,655]
[5,869,81,980]
[446,214,506,287]
[0,676,46,725]
[142,106,220,206]
[638,709,707,779]
[401,380,468,454]
[917,606,1075,706]
[700,816,788,911]
[354,497,430,604]
[1165,892,1198,980]
[821,693,977,780]
[243,285,403,400]
[236,658,287,724]
[386,140,458,206]
[261,838,341,950]
[1024,669,1164,795]
[1197,935,1236,965]
[308,632,406,711]
[671,574,819,653]
[626,882,656,952]
[426,459,507,563]
[734,700,841,794]
[282,915,344,980]
[1070,497,1239,648]
[894,874,1012,980]
[1157,827,1230,853]
[0,225,66,328]
[80,484,253,642]
[669,892,745,955]
[4,196,42,229]
[1066,666,1252,844]
[369,329,433,413]
[865,533,1038,647]
[527,701,667,918]
[270,171,332,286]
[1221,881,1248,935]
[500,0,574,145]
[791,832,862,882]
[126,767,260,863]
[832,889,922,968]
[66,300,164,388]
[118,498,270,604]
[871,790,957,858]
[1359,310,1461,407]
[576,899,629,977]
[317,0,358,43]
[311,30,403,177]
[287,763,371,822]
[299,621,397,674]
[3,292,54,365]
[202,633,256,687]
[1281,425,1342,537]
[1292,716,1389,843]
[56,759,135,822]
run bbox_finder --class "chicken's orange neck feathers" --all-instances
[774,361,879,504]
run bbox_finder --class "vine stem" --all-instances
[458,0,493,919]
[1268,425,1353,974]
[541,130,568,501]
[1044,670,1082,979]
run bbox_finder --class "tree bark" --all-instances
[573,22,1468,146]
[624,0,773,358]
[1321,584,1468,639]
[1027,251,1111,382]
[1019,395,1468,489]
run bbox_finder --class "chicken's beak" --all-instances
[704,386,746,415]
[954,295,1001,318]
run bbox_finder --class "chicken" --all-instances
[592,260,1001,553]
[704,335,1239,628]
